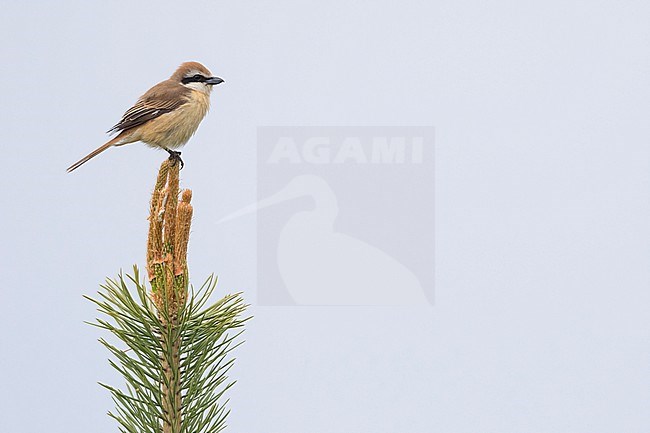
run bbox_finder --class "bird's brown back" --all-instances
[108,79,192,134]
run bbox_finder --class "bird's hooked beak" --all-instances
[205,76,224,86]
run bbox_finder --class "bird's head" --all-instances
[173,61,224,94]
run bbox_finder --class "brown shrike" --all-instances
[67,61,223,172]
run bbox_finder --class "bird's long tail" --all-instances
[66,137,121,173]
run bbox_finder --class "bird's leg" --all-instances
[164,148,184,169]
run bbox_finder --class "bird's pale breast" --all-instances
[135,90,211,149]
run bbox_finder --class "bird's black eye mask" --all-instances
[181,74,206,84]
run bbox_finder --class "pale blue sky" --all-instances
[1,1,649,432]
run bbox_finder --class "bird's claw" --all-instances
[166,150,184,169]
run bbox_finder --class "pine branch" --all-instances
[86,160,249,433]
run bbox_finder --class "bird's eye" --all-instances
[193,74,203,80]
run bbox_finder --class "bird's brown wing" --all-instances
[107,81,190,134]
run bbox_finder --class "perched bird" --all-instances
[67,61,223,172]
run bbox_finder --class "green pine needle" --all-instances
[85,266,249,433]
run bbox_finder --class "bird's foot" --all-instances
[166,149,184,169]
